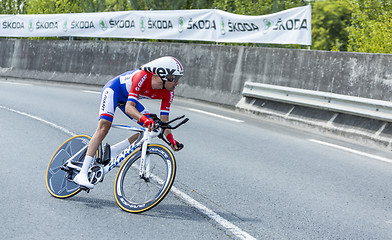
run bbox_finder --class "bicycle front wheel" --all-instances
[114,144,176,213]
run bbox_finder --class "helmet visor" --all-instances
[166,74,182,83]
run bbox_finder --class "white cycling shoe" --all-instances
[73,172,94,189]
[74,155,94,189]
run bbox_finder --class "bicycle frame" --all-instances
[104,125,159,179]
[62,125,156,185]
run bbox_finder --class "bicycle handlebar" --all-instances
[165,115,189,130]
[150,114,189,149]
[150,114,189,130]
[112,114,188,150]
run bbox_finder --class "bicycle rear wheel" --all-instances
[114,144,176,213]
[46,135,90,198]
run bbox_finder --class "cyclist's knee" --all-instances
[128,133,140,143]
[96,119,112,135]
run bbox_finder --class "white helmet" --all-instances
[140,56,184,82]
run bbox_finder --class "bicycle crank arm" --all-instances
[64,161,82,172]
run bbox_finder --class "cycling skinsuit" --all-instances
[98,69,174,124]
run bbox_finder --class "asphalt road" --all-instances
[1,79,392,240]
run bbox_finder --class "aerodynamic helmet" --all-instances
[139,56,184,82]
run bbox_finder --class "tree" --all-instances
[25,0,121,14]
[128,0,188,10]
[311,0,352,51]
[25,0,83,14]
[104,0,131,11]
[187,0,214,9]
[80,0,105,12]
[213,0,305,16]
[0,0,27,14]
[347,0,392,53]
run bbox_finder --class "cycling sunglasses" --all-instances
[166,74,182,82]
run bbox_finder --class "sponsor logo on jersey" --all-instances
[135,74,147,91]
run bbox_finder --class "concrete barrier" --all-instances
[2,39,392,103]
[0,39,248,106]
[1,38,392,148]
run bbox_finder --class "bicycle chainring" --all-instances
[88,164,104,184]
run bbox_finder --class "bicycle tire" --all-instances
[114,144,176,213]
[46,135,90,198]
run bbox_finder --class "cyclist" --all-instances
[74,56,184,189]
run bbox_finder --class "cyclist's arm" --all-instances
[125,101,154,131]
[161,114,181,151]
[160,115,171,136]
[125,101,143,120]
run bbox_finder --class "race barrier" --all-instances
[241,82,392,122]
[0,6,311,45]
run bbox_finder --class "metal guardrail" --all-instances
[242,82,392,122]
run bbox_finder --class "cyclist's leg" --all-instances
[74,87,117,189]
[87,119,112,157]
[88,86,119,157]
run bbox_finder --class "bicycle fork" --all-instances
[139,132,152,181]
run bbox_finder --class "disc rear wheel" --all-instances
[46,135,90,198]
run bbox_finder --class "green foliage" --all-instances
[311,0,352,51]
[104,0,131,11]
[25,0,83,14]
[128,0,214,10]
[80,0,105,12]
[24,0,130,14]
[187,0,214,9]
[128,0,189,10]
[0,0,27,14]
[347,0,392,53]
[213,0,304,15]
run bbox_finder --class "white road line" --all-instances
[0,81,32,86]
[1,105,256,240]
[308,139,392,163]
[187,108,244,123]
[0,105,77,136]
[82,90,100,94]
[170,186,256,240]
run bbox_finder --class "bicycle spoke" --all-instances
[114,145,176,213]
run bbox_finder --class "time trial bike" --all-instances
[45,114,188,213]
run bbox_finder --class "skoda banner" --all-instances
[0,5,311,45]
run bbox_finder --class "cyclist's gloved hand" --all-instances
[166,133,183,151]
[140,115,155,131]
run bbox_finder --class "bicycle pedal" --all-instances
[79,186,91,193]
[60,165,70,172]
[70,160,82,167]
